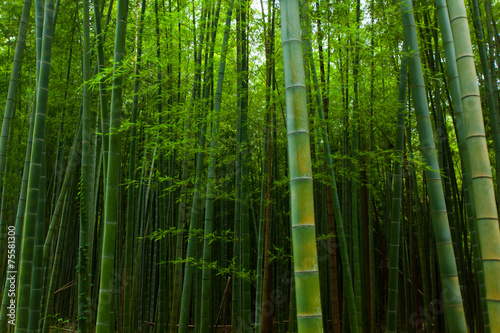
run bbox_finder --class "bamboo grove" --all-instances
[1,0,500,331]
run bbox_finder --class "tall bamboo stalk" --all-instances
[386,55,407,333]
[401,0,467,331]
[15,0,54,331]
[78,0,92,331]
[239,1,251,331]
[123,0,146,330]
[0,98,33,333]
[470,0,500,213]
[447,0,500,329]
[95,0,129,331]
[0,0,32,196]
[200,1,233,331]
[280,0,323,330]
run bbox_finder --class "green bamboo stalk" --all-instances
[181,73,209,333]
[256,14,276,328]
[92,0,109,183]
[149,214,158,333]
[386,55,407,333]
[0,99,33,333]
[470,0,500,213]
[48,2,77,222]
[351,2,362,328]
[447,0,500,329]
[401,1,467,331]
[42,116,81,274]
[15,0,55,331]
[0,163,9,285]
[178,5,211,332]
[95,0,129,331]
[288,263,297,332]
[300,4,323,330]
[279,0,323,330]
[300,1,358,331]
[154,1,168,330]
[42,174,76,333]
[232,5,243,329]
[141,140,159,332]
[200,1,234,331]
[484,0,500,132]
[131,176,145,330]
[433,0,488,329]
[167,73,185,333]
[368,1,376,330]
[0,0,32,196]
[238,1,251,331]
[123,1,146,330]
[78,0,92,331]
[33,0,42,90]
[169,136,188,333]
[49,120,63,220]
[28,132,46,333]
[255,0,274,330]
[42,120,81,332]
[197,0,225,328]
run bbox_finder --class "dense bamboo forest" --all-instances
[1,0,500,331]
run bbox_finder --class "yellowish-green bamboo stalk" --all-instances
[280,0,323,330]
[447,0,500,329]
